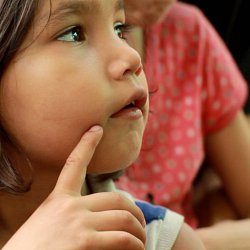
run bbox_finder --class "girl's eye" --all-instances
[114,23,132,40]
[57,26,84,42]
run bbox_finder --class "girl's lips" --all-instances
[111,88,147,120]
[111,107,143,119]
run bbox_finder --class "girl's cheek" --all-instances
[0,80,96,169]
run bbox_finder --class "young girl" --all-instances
[0,0,206,249]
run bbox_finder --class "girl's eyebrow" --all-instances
[46,0,124,22]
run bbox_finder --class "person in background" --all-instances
[118,0,250,249]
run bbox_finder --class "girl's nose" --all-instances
[106,39,143,80]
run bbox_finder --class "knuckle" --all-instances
[141,229,147,245]
[65,155,81,166]
[137,209,146,225]
[110,192,127,205]
[117,232,133,245]
[115,232,144,249]
[119,210,134,224]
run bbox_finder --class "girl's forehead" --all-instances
[32,0,124,31]
[18,0,125,51]
[38,0,124,17]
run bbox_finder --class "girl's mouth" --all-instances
[111,89,147,120]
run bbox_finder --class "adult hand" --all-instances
[3,125,146,250]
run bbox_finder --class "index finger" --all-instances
[54,125,103,195]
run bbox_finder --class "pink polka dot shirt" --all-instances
[117,2,248,227]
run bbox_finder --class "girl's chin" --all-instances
[88,153,140,174]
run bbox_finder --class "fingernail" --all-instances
[89,125,102,132]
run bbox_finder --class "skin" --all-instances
[125,0,250,249]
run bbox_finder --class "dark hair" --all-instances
[0,0,39,193]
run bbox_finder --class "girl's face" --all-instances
[0,0,149,174]
[125,0,176,26]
